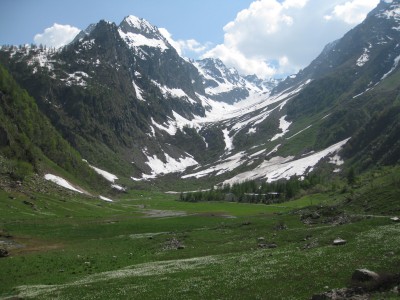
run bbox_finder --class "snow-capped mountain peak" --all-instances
[121,15,160,36]
[195,58,278,104]
[118,15,170,52]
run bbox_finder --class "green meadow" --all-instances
[1,168,400,299]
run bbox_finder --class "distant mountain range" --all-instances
[0,0,399,192]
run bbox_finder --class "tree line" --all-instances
[180,172,325,204]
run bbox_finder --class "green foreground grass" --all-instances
[0,169,400,299]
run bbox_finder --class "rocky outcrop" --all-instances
[311,269,400,299]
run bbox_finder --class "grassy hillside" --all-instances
[0,63,106,191]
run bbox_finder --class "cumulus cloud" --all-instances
[160,27,212,57]
[34,23,80,48]
[203,0,380,78]
[324,0,380,24]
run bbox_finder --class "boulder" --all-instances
[258,243,278,249]
[0,248,9,257]
[390,217,400,222]
[333,238,347,246]
[351,269,380,283]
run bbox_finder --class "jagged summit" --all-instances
[71,23,97,44]
[118,15,171,52]
[195,57,277,104]
[374,0,400,22]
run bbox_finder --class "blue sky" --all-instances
[0,0,381,78]
[0,0,253,47]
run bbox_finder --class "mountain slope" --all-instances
[0,63,104,189]
[276,0,400,152]
[1,1,400,188]
[0,16,279,183]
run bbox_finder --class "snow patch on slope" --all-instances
[381,54,400,80]
[89,165,118,183]
[138,152,198,180]
[223,138,350,185]
[152,80,197,104]
[182,152,245,179]
[271,116,292,141]
[356,48,370,67]
[223,129,234,152]
[99,195,113,202]
[44,174,83,194]
[132,80,145,101]
[118,29,169,51]
[62,71,89,87]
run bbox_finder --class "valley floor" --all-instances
[1,169,400,299]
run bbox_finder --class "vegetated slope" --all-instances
[0,63,103,189]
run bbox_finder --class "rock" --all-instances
[351,269,380,283]
[257,237,265,242]
[311,212,321,220]
[333,238,347,246]
[303,239,319,250]
[242,221,251,226]
[311,287,366,300]
[258,243,277,249]
[274,223,288,231]
[164,237,185,250]
[390,217,400,222]
[0,248,9,257]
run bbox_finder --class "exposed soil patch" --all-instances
[1,236,64,256]
[194,212,236,219]
[141,209,188,218]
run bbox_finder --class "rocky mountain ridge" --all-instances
[0,0,400,190]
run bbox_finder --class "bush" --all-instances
[8,159,33,181]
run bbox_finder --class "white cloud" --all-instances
[203,0,380,78]
[34,23,80,48]
[204,44,276,78]
[324,0,380,24]
[159,27,212,57]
